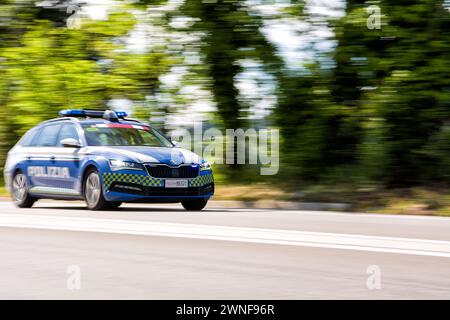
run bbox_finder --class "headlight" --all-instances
[109,160,144,171]
[200,160,211,171]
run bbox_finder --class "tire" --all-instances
[84,168,111,210]
[181,199,208,211]
[11,171,36,208]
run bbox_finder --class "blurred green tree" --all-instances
[0,2,173,184]
[332,0,450,186]
[176,0,283,178]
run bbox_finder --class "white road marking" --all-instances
[0,214,450,257]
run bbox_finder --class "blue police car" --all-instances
[3,110,214,211]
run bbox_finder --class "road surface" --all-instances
[0,200,449,299]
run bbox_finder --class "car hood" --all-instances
[85,146,202,165]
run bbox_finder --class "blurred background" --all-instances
[1,0,450,214]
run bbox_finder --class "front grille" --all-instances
[145,164,199,178]
[110,182,214,196]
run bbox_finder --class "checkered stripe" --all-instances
[102,172,214,191]
[189,174,214,187]
[103,173,163,191]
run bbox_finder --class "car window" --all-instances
[82,125,173,147]
[58,124,80,146]
[32,124,62,147]
[141,130,166,146]
[18,128,39,147]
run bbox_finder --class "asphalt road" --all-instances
[0,200,450,299]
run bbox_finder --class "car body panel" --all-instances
[4,117,214,204]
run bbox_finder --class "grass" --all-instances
[0,186,9,197]
[214,183,450,216]
[214,183,293,202]
[302,186,450,216]
[368,188,450,216]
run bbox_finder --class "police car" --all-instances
[3,110,214,211]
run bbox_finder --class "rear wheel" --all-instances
[12,172,36,208]
[84,169,111,210]
[181,199,208,211]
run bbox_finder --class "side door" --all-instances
[26,123,62,191]
[54,123,83,194]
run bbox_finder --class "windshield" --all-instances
[82,124,173,147]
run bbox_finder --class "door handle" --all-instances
[50,156,56,161]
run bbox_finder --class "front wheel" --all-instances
[11,172,36,208]
[181,199,208,211]
[84,169,111,211]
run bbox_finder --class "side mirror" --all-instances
[61,138,81,148]
[172,140,180,147]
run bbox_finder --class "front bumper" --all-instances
[101,170,214,202]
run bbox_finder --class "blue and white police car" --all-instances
[3,110,214,211]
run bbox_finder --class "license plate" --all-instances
[165,179,188,188]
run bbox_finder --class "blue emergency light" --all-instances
[116,111,128,118]
[59,109,85,117]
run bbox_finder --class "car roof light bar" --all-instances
[58,109,128,120]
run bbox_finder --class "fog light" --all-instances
[116,184,142,191]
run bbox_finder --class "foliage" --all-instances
[1,0,450,194]
[0,2,173,182]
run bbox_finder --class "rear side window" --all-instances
[18,128,39,147]
[32,124,62,147]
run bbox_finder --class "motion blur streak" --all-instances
[2,0,450,208]
[1,213,450,257]
[1,202,450,299]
